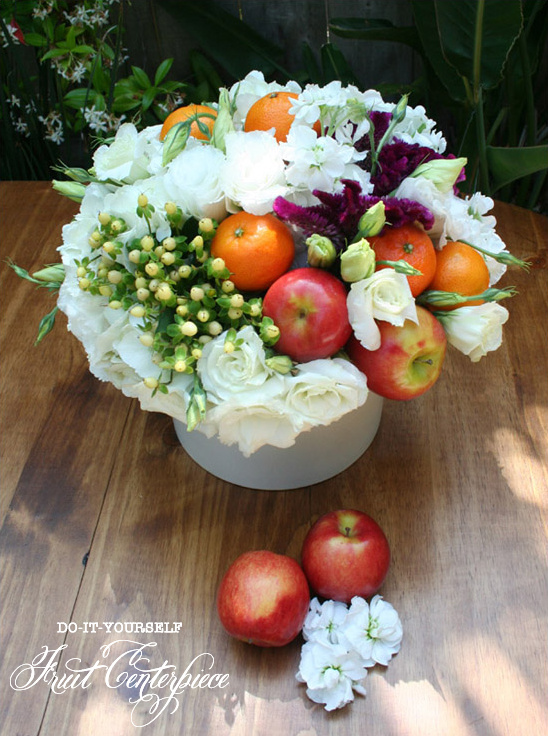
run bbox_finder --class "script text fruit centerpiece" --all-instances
[13,71,528,488]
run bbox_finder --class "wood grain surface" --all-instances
[1,182,547,736]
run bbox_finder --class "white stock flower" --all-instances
[391,103,447,152]
[296,640,368,711]
[197,325,284,404]
[285,358,367,429]
[302,597,350,645]
[281,126,364,194]
[220,131,288,215]
[342,596,403,667]
[347,270,418,350]
[164,143,227,221]
[437,303,509,362]
[93,123,163,183]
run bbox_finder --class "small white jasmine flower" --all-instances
[296,640,368,711]
[347,269,418,350]
[343,595,403,667]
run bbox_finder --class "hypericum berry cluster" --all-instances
[75,195,280,394]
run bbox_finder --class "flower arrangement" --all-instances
[15,70,528,457]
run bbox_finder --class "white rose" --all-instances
[437,303,509,362]
[164,143,227,221]
[285,358,367,428]
[93,123,157,183]
[220,131,288,215]
[197,325,284,404]
[347,270,418,350]
[201,399,299,457]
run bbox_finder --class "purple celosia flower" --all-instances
[273,180,434,249]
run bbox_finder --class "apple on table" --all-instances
[217,550,310,647]
[347,305,447,400]
[301,509,391,604]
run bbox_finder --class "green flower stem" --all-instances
[376,259,422,276]
[459,241,530,271]
[417,286,517,307]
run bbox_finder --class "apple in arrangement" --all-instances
[262,267,352,363]
[216,550,310,647]
[301,509,391,603]
[347,305,447,400]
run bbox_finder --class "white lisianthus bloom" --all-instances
[199,399,299,457]
[342,596,403,667]
[436,303,509,362]
[93,123,163,183]
[347,270,418,350]
[121,373,192,425]
[164,143,227,221]
[285,358,368,429]
[220,130,288,215]
[197,325,285,404]
[296,640,368,711]
[281,126,364,194]
[302,598,350,646]
[228,69,301,128]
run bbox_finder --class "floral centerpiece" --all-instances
[15,70,527,458]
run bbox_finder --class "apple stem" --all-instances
[415,357,434,365]
[345,526,351,536]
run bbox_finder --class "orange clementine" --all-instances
[369,223,437,296]
[429,241,490,310]
[160,104,217,141]
[244,91,320,142]
[211,212,295,292]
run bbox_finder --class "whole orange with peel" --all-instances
[430,240,490,310]
[211,212,295,292]
[160,104,217,141]
[369,223,437,297]
[244,91,320,142]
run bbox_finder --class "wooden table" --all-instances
[1,181,547,736]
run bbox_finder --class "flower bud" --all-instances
[340,239,376,282]
[99,285,113,297]
[156,283,173,301]
[141,235,154,252]
[208,321,223,336]
[137,193,148,208]
[136,287,150,301]
[227,307,242,320]
[165,202,177,216]
[107,270,123,284]
[144,376,159,389]
[128,249,141,263]
[32,264,65,283]
[130,305,146,318]
[145,262,160,277]
[181,321,198,337]
[52,179,86,202]
[306,234,337,268]
[199,217,214,234]
[190,286,205,301]
[139,333,154,347]
[76,266,87,278]
[410,157,468,193]
[108,300,122,310]
[230,293,244,309]
[265,355,293,374]
[161,252,176,266]
[163,237,177,251]
[135,276,147,289]
[221,279,235,293]
[356,201,386,238]
[98,211,111,226]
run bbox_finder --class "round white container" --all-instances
[173,391,383,490]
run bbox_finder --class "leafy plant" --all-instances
[0,0,185,178]
[330,0,548,210]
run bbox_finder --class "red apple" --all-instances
[262,267,351,363]
[346,305,447,400]
[216,550,310,647]
[301,509,390,603]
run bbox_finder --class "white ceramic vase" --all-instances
[173,391,383,490]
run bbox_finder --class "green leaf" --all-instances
[22,32,47,47]
[433,0,523,95]
[131,65,151,89]
[156,0,290,79]
[329,17,422,51]
[411,0,468,101]
[320,43,359,86]
[141,86,157,112]
[154,58,173,86]
[487,144,548,190]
